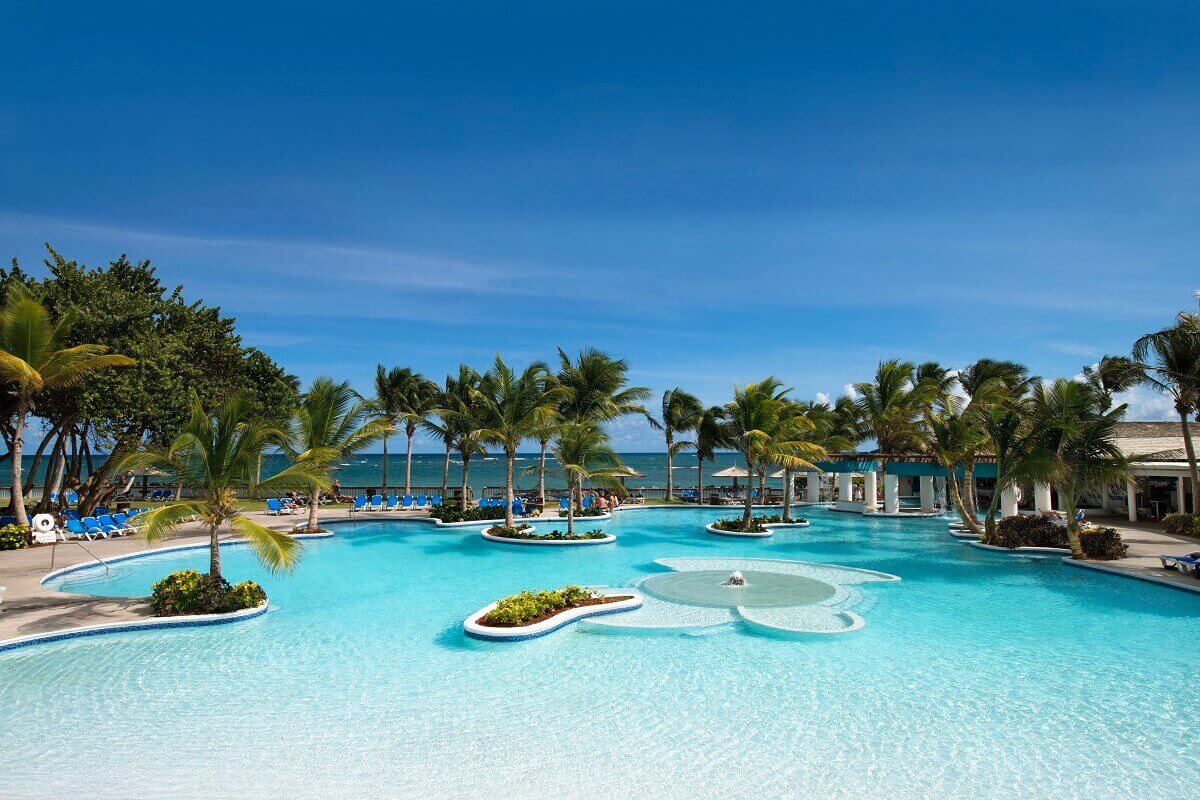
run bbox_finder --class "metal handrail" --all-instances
[49,538,110,577]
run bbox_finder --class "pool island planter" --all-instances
[464,592,643,640]
[705,520,810,538]
[968,541,1072,555]
[481,527,616,545]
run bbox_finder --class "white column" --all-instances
[1000,486,1019,518]
[863,470,878,512]
[1178,477,1188,514]
[1034,482,1053,513]
[806,472,821,503]
[884,474,899,514]
[919,475,935,513]
[838,472,853,503]
[1127,479,1137,522]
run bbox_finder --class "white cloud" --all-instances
[1113,386,1176,420]
[815,392,831,405]
[842,384,860,400]
[1049,341,1100,357]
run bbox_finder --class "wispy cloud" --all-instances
[1048,341,1099,357]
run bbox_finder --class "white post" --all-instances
[919,475,934,513]
[807,473,821,504]
[1126,479,1137,522]
[1034,483,1053,513]
[1000,486,1018,518]
[1178,477,1187,514]
[863,470,878,512]
[884,474,899,514]
[838,472,853,503]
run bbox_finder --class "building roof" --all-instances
[1113,421,1198,460]
[1111,421,1200,437]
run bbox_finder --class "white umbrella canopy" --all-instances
[711,466,750,478]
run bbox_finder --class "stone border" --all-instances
[0,602,268,653]
[736,607,866,636]
[948,529,981,541]
[968,541,1071,555]
[1061,557,1200,596]
[481,529,616,546]
[463,591,643,640]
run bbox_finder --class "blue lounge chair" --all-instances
[99,514,129,536]
[81,516,108,538]
[431,495,442,507]
[401,495,414,511]
[65,519,94,541]
[512,500,526,517]
[478,498,490,509]
[1160,553,1200,573]
[368,495,384,511]
[66,491,78,504]
[66,509,81,521]
[266,498,287,516]
[582,495,593,509]
[416,494,428,508]
[384,495,398,511]
[0,515,15,527]
[350,496,367,514]
[95,505,110,517]
[559,497,570,511]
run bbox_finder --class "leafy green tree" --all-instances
[854,360,932,483]
[120,393,327,580]
[439,365,486,507]
[290,379,386,532]
[689,405,728,505]
[0,285,133,524]
[1133,319,1200,513]
[548,423,628,536]
[648,388,703,501]
[473,357,561,527]
[555,347,650,424]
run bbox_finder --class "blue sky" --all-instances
[3,1,1198,450]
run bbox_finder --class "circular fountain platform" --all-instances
[640,569,836,608]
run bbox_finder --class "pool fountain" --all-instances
[724,570,747,586]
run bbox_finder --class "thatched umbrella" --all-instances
[712,465,751,489]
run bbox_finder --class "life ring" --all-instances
[32,513,56,533]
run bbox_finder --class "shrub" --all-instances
[1078,527,1128,560]
[1162,513,1200,538]
[0,523,31,551]
[150,570,267,616]
[576,506,606,517]
[480,585,598,626]
[430,505,508,524]
[486,525,607,541]
[712,515,790,533]
[989,515,1068,549]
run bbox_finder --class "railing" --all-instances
[480,485,789,504]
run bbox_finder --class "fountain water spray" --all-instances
[724,571,746,587]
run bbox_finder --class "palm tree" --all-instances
[291,378,386,533]
[419,378,458,500]
[555,347,650,424]
[438,365,486,508]
[473,357,562,527]
[854,360,929,474]
[723,378,824,526]
[0,285,134,525]
[119,392,327,580]
[370,366,413,496]
[1133,320,1200,513]
[549,423,629,536]
[1024,379,1130,559]
[690,405,728,506]
[1082,355,1143,411]
[954,359,1030,519]
[648,388,703,501]
[400,372,439,495]
[788,401,854,522]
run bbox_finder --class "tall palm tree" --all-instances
[788,401,854,522]
[954,359,1030,519]
[549,423,629,536]
[0,285,134,524]
[1132,320,1200,513]
[648,388,703,501]
[119,392,327,580]
[438,365,486,508]
[400,373,439,495]
[473,357,562,527]
[291,378,386,533]
[555,347,650,424]
[370,366,414,496]
[723,378,824,526]
[1082,355,1144,411]
[854,360,929,475]
[419,378,458,500]
[1023,379,1130,559]
[690,405,728,505]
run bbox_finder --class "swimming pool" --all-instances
[3,507,1198,799]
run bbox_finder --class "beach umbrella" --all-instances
[616,467,645,488]
[712,465,750,489]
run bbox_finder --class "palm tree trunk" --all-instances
[306,480,320,532]
[1064,498,1084,559]
[742,455,754,525]
[984,484,1003,540]
[782,469,793,522]
[209,524,222,579]
[440,444,450,499]
[1177,406,1199,514]
[504,449,515,528]
[697,452,704,506]
[404,428,414,495]
[538,439,548,507]
[946,465,984,537]
[963,461,977,518]
[381,434,389,497]
[665,431,674,500]
[11,397,27,525]
[567,478,576,536]
[460,455,471,510]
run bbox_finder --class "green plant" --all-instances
[1078,527,1128,560]
[430,505,508,523]
[480,585,599,626]
[712,517,768,533]
[1162,513,1200,537]
[988,515,1068,549]
[576,506,606,517]
[0,523,31,550]
[149,569,267,616]
[486,525,607,541]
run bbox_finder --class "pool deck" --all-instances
[2,507,1198,646]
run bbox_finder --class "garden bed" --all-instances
[463,586,642,640]
[482,525,615,545]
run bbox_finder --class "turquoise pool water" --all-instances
[2,507,1199,799]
